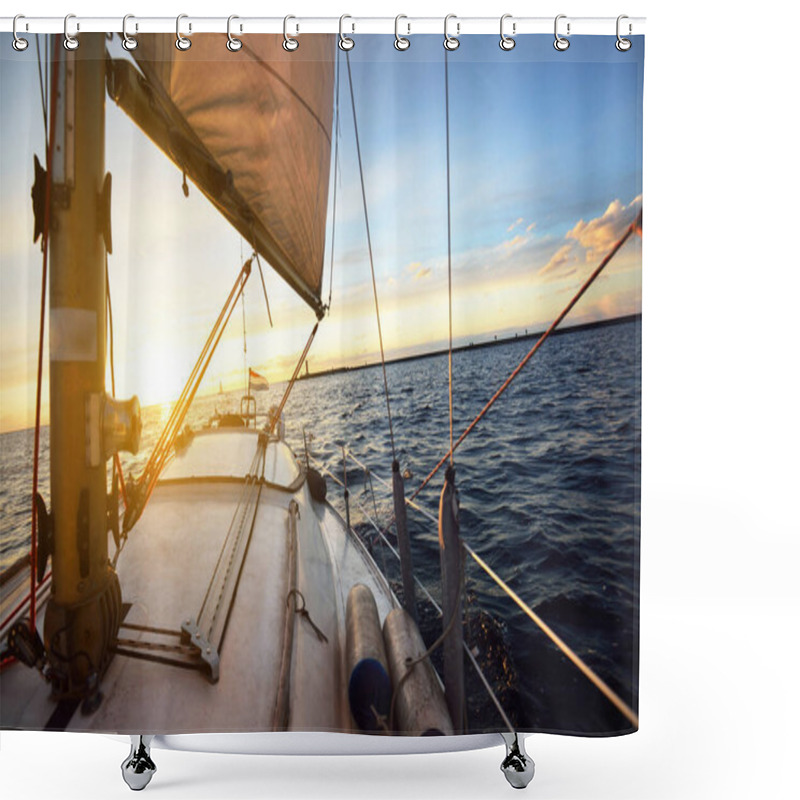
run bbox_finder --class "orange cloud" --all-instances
[567,195,642,262]
[539,243,575,276]
[413,266,432,281]
[503,234,528,250]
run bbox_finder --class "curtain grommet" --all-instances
[339,14,355,51]
[283,15,299,52]
[227,15,242,52]
[63,13,79,51]
[444,14,460,51]
[554,14,570,51]
[121,14,138,51]
[616,15,632,51]
[394,15,410,51]
[175,14,191,51]
[499,14,516,51]
[12,15,29,51]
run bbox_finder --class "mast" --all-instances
[43,35,138,701]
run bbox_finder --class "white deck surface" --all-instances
[0,430,399,735]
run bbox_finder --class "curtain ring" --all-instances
[616,15,632,51]
[12,15,29,51]
[176,14,191,51]
[63,14,79,51]
[499,14,515,51]
[339,15,355,51]
[227,15,242,51]
[444,14,460,51]
[122,14,138,51]
[283,15,299,51]
[394,15,410,51]
[554,14,570,51]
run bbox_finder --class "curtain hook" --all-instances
[122,14,138,51]
[63,13,79,51]
[394,15,410,50]
[227,15,242,51]
[339,15,355,50]
[176,14,191,51]
[499,14,516,51]
[283,15,299,51]
[616,15,632,51]
[12,15,29,51]
[554,14,570,51]
[444,14,460,51]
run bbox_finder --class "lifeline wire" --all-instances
[345,50,397,462]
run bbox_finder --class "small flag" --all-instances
[249,368,269,391]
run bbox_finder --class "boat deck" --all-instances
[0,429,398,734]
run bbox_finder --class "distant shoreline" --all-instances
[1,314,640,435]
[298,313,641,383]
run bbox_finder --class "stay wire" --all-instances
[409,212,643,505]
[35,35,47,138]
[29,40,59,633]
[105,252,128,511]
[327,51,342,312]
[444,50,455,465]
[254,253,273,328]
[345,50,397,462]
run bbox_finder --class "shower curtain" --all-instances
[0,28,643,739]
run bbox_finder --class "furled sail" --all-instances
[108,34,335,317]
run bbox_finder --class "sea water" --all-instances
[0,317,640,735]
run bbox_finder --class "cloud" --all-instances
[526,222,537,232]
[506,217,524,233]
[539,243,576,277]
[503,235,528,251]
[566,195,642,262]
[536,195,641,281]
[405,261,432,281]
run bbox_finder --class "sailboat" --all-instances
[1,29,640,792]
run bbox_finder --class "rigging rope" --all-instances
[345,51,397,462]
[310,452,513,733]
[327,52,342,313]
[269,322,319,435]
[105,254,128,512]
[409,211,643,505]
[28,42,59,633]
[124,258,253,531]
[332,447,638,729]
[254,253,274,328]
[444,49,455,465]
[465,542,638,728]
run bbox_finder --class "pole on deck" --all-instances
[43,35,124,701]
[392,460,418,624]
[438,464,465,733]
[342,445,351,532]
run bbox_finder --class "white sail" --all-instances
[115,33,336,316]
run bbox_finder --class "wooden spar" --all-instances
[392,460,418,624]
[43,35,122,697]
[438,465,465,733]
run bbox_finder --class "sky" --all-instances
[0,33,643,433]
